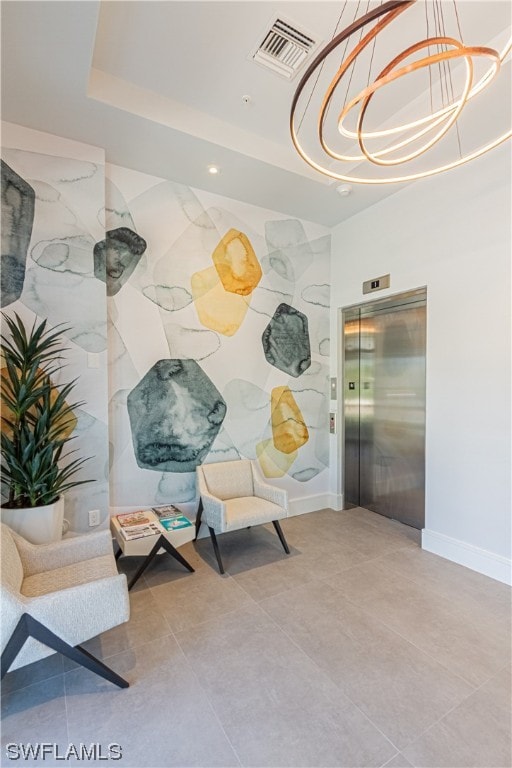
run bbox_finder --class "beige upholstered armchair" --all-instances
[195,459,290,573]
[1,523,130,688]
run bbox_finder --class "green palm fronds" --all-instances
[1,313,94,508]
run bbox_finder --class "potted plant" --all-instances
[1,312,93,543]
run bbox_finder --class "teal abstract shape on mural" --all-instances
[1,160,35,307]
[127,359,226,472]
[94,227,147,296]
[262,303,311,378]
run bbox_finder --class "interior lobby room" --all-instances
[0,1,510,767]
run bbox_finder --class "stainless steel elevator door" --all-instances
[343,291,426,529]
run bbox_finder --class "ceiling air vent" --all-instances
[251,16,319,80]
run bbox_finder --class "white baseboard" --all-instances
[289,493,336,517]
[422,529,512,586]
[111,495,343,538]
[328,493,344,511]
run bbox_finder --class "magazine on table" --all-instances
[151,504,181,521]
[159,515,193,532]
[116,510,153,527]
[119,521,162,541]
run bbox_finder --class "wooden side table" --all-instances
[110,511,195,589]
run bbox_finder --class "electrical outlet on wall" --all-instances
[88,509,100,527]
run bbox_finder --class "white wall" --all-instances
[330,143,511,584]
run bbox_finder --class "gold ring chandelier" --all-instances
[290,0,512,184]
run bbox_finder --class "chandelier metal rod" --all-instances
[289,0,511,184]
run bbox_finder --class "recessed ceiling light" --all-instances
[336,183,352,196]
[207,164,220,175]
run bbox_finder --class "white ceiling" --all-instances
[1,0,510,226]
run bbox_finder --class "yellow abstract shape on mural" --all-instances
[271,386,309,455]
[1,367,77,440]
[212,229,262,296]
[256,439,297,478]
[191,266,249,336]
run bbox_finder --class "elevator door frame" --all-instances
[340,287,427,528]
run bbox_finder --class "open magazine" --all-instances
[119,521,162,541]
[116,510,152,527]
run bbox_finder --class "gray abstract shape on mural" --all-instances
[246,286,293,318]
[262,303,311,378]
[264,220,314,283]
[104,177,135,231]
[222,379,268,456]
[292,468,320,482]
[170,182,215,227]
[156,472,197,504]
[31,235,94,275]
[63,408,109,533]
[223,379,268,417]
[93,227,147,296]
[23,267,107,352]
[143,284,193,311]
[267,243,313,283]
[72,408,109,483]
[127,359,227,472]
[265,219,307,250]
[1,160,35,306]
[1,148,98,185]
[208,431,241,463]
[301,284,330,308]
[163,322,221,361]
[152,201,221,300]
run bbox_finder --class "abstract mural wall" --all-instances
[105,164,331,508]
[1,122,331,526]
[1,123,109,533]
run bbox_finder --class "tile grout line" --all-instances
[396,680,493,759]
[378,751,404,768]
[325,590,502,755]
[171,629,243,768]
[145,587,179,638]
[322,560,506,691]
[230,568,316,604]
[399,658,512,755]
[370,551,512,619]
[253,570,485,760]
[146,572,261,634]
[334,585,483,690]
[2,666,65,697]
[256,596,401,761]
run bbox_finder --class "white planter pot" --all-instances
[1,496,65,544]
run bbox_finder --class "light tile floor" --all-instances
[2,508,511,768]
